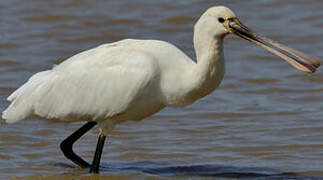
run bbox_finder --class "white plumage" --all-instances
[2,37,222,133]
[2,6,319,135]
[2,6,320,172]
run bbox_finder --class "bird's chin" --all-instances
[228,18,321,73]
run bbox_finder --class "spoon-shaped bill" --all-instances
[229,19,321,73]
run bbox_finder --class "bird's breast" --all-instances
[178,59,225,107]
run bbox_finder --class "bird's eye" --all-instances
[218,17,225,23]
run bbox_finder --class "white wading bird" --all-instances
[2,6,321,173]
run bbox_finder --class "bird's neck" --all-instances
[162,32,225,107]
[191,34,225,96]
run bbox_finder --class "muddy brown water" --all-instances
[1,0,323,179]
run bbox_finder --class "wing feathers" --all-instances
[2,48,158,124]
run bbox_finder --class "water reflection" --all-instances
[14,162,323,180]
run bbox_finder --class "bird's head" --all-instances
[196,6,321,73]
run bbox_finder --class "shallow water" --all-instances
[1,0,323,179]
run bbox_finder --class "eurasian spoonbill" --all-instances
[2,6,321,173]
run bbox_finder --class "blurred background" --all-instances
[0,0,323,179]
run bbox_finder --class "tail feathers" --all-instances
[2,100,32,124]
[2,71,51,123]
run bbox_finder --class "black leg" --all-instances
[60,121,97,168]
[89,133,106,173]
